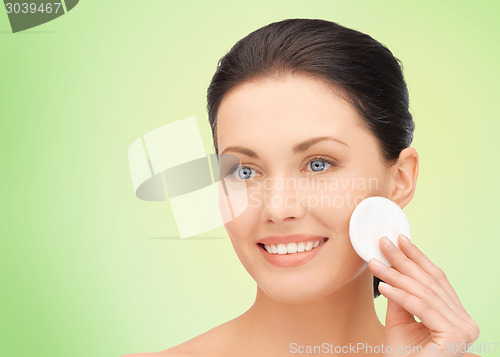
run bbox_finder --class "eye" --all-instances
[306,156,336,173]
[226,165,257,180]
[224,156,337,181]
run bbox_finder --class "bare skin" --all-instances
[123,74,479,357]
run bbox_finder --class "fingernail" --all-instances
[370,258,388,268]
[382,236,397,250]
[399,234,411,245]
[379,282,394,290]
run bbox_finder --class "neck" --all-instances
[237,269,385,355]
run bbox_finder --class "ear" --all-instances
[389,147,419,208]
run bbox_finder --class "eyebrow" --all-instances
[220,136,349,159]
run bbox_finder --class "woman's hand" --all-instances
[368,234,480,357]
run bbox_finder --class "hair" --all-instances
[206,18,415,298]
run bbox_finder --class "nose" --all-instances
[260,177,308,224]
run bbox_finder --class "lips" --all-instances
[258,237,328,255]
[257,234,328,245]
[256,235,329,267]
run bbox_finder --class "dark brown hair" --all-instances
[206,18,415,298]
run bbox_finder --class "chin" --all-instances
[254,261,368,305]
[257,274,341,304]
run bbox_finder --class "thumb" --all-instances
[385,297,416,328]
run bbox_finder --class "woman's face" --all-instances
[216,74,394,303]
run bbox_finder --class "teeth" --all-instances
[262,238,326,255]
[277,244,287,254]
[286,242,298,253]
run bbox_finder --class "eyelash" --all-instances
[225,156,337,180]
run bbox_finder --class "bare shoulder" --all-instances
[121,318,240,357]
[464,353,481,357]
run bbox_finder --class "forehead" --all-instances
[216,74,369,151]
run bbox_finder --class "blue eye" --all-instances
[307,156,335,173]
[226,165,256,180]
[235,167,255,180]
[225,156,336,180]
[309,160,327,172]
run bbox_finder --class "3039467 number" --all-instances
[5,2,62,14]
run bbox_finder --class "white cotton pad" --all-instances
[349,196,411,266]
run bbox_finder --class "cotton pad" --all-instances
[349,196,411,266]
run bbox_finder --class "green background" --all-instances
[1,1,499,356]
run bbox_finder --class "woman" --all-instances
[126,18,479,357]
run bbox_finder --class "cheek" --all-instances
[219,187,260,255]
[323,169,388,209]
[294,177,366,214]
[307,176,383,258]
[218,179,251,225]
[222,210,264,284]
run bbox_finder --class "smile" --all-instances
[256,237,329,267]
[258,237,328,255]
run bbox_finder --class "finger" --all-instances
[381,281,480,348]
[383,235,481,344]
[393,235,470,317]
[378,282,453,332]
[385,297,416,328]
[369,258,464,328]
[379,235,462,314]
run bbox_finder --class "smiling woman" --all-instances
[123,18,479,357]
